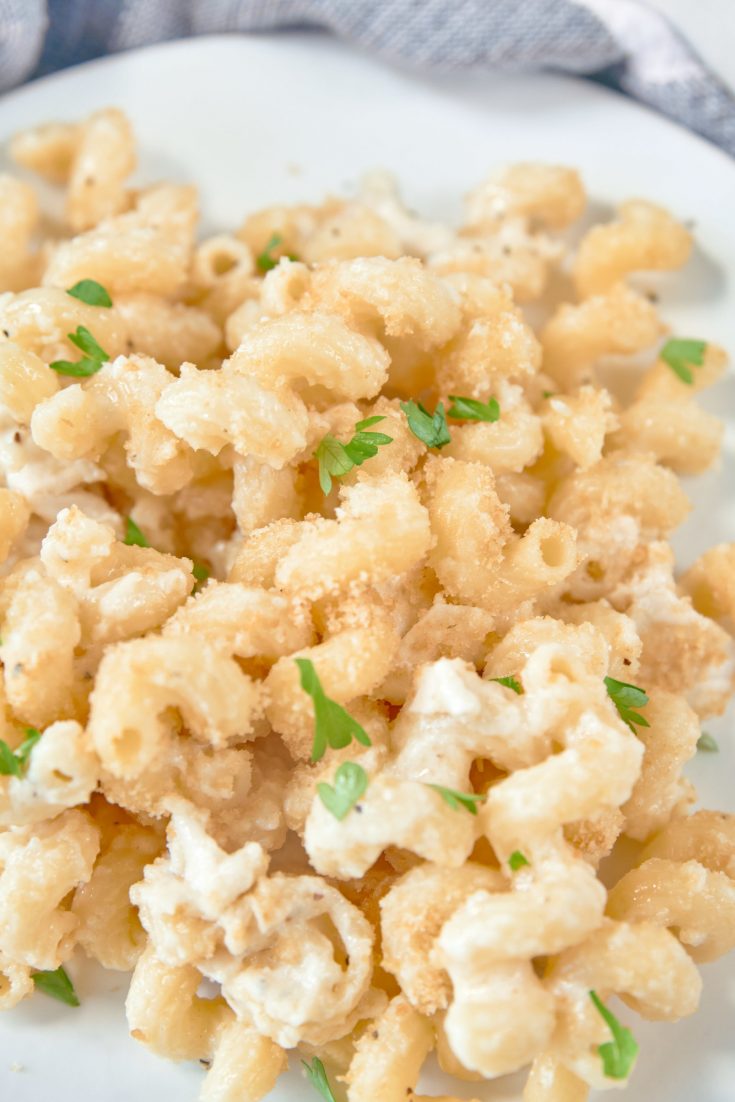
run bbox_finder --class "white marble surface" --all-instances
[647,0,735,89]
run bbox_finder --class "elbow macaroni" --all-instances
[0,108,732,1102]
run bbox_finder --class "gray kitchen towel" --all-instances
[1,0,733,155]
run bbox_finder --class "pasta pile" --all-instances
[0,108,734,1102]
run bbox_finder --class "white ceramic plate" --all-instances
[0,33,733,1102]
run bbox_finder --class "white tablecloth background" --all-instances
[649,0,735,91]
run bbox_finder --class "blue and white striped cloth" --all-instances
[1,0,733,156]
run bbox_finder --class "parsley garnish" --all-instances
[15,727,41,768]
[400,400,451,449]
[49,325,109,377]
[315,415,393,494]
[33,966,79,1007]
[604,676,650,732]
[0,727,42,777]
[542,390,555,399]
[589,990,638,1080]
[302,1057,337,1102]
[428,784,486,815]
[192,562,209,584]
[697,731,719,753]
[660,338,706,385]
[256,232,299,273]
[447,395,500,423]
[191,562,209,595]
[0,740,20,776]
[124,517,149,548]
[66,279,112,308]
[509,850,530,870]
[295,658,372,763]
[489,675,523,695]
[317,761,368,820]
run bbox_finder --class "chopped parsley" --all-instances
[509,850,530,871]
[0,740,19,775]
[542,389,555,399]
[295,658,372,763]
[15,727,41,768]
[489,675,523,695]
[123,517,149,548]
[49,325,109,377]
[256,232,299,272]
[447,395,500,423]
[191,561,210,595]
[33,966,80,1007]
[315,415,393,494]
[697,731,719,753]
[0,740,20,776]
[302,1057,337,1102]
[192,562,209,584]
[660,338,707,385]
[589,990,638,1080]
[0,727,42,777]
[428,784,486,815]
[317,761,368,820]
[400,399,451,449]
[66,279,112,308]
[604,676,650,733]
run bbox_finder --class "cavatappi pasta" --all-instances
[0,109,733,1102]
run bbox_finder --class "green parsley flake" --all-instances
[191,561,210,595]
[509,850,530,871]
[256,232,299,272]
[66,279,113,308]
[302,1057,337,1102]
[15,727,41,768]
[0,740,20,777]
[697,732,719,753]
[660,338,707,385]
[604,676,650,733]
[400,399,451,449]
[315,415,393,494]
[447,394,500,423]
[33,966,79,1007]
[428,784,486,815]
[0,727,42,776]
[124,517,149,548]
[489,675,523,695]
[317,761,368,820]
[589,990,638,1080]
[49,325,110,377]
[295,658,372,763]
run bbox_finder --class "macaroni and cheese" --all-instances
[0,109,733,1102]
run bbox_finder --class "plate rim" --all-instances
[1,31,734,181]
